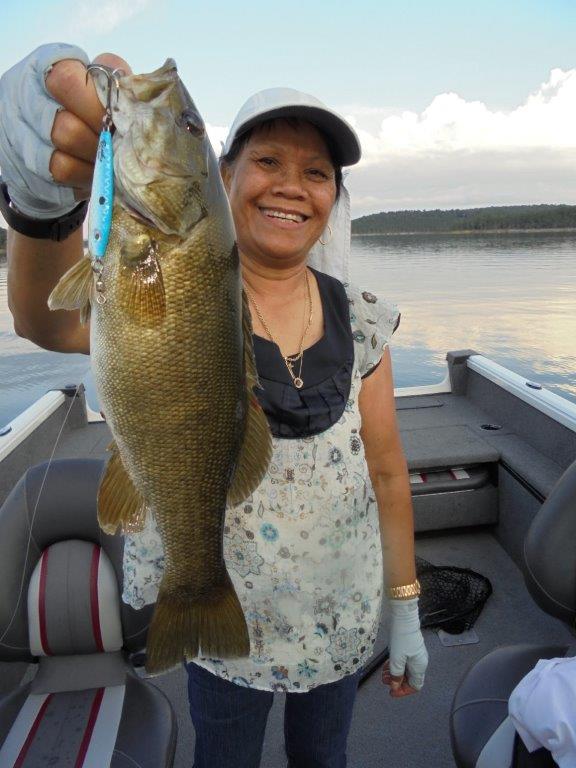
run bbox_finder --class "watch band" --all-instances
[0,181,88,242]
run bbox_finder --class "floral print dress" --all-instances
[122,275,401,692]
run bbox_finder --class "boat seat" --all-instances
[400,423,500,531]
[450,459,576,767]
[402,424,500,472]
[0,458,177,767]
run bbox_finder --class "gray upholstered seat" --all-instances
[450,460,576,768]
[0,458,177,767]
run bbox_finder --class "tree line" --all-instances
[352,205,576,234]
[2,205,576,255]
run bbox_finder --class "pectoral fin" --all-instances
[98,441,147,534]
[119,233,166,326]
[227,284,272,507]
[47,255,93,325]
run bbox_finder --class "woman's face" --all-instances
[221,120,337,268]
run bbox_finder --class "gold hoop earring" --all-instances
[318,224,333,246]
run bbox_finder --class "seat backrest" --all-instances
[28,540,123,657]
[0,458,153,663]
[523,458,576,628]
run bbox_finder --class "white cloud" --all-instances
[346,68,576,161]
[70,0,153,35]
[340,68,576,215]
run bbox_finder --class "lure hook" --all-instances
[86,64,124,130]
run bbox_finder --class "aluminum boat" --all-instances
[0,349,574,768]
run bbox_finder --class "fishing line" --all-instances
[0,370,94,646]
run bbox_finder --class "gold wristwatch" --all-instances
[386,579,421,600]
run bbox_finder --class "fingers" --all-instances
[73,187,92,202]
[51,109,99,163]
[49,151,95,186]
[45,58,104,135]
[48,104,99,190]
[44,53,132,191]
[382,660,421,697]
[45,53,132,134]
[92,52,132,75]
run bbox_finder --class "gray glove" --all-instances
[0,42,90,219]
[388,596,429,691]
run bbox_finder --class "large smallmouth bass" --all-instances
[49,60,272,673]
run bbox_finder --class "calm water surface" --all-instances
[1,231,575,427]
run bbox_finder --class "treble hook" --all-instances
[86,64,124,130]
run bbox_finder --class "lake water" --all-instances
[1,230,575,428]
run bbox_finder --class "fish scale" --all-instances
[49,60,272,673]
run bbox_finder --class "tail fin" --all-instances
[145,571,250,674]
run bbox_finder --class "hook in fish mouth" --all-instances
[86,64,126,124]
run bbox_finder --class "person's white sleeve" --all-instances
[508,656,576,767]
[0,43,90,218]
[344,281,401,377]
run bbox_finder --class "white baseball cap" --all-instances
[222,87,361,167]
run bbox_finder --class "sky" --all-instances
[1,0,576,216]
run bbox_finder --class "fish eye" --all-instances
[177,108,205,137]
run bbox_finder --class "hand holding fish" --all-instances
[0,43,131,217]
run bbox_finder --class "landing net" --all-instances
[416,555,493,634]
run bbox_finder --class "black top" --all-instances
[252,267,356,439]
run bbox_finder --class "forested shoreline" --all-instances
[352,205,576,234]
[2,203,576,261]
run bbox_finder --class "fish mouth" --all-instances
[258,207,310,226]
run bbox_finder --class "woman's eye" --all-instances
[307,168,329,179]
[257,157,276,166]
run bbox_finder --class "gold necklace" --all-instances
[244,270,313,389]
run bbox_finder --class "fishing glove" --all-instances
[388,596,429,691]
[0,42,89,218]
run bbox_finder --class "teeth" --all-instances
[262,209,305,223]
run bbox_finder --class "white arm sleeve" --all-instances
[0,43,90,218]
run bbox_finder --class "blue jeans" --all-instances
[186,662,361,768]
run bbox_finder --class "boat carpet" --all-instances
[144,526,575,768]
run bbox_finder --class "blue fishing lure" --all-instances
[88,128,114,261]
[85,64,124,303]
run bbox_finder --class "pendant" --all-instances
[293,377,303,389]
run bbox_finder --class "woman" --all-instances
[1,44,429,768]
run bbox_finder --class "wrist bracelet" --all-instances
[386,579,421,600]
[0,181,88,242]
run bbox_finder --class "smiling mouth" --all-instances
[259,207,309,224]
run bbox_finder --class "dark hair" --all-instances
[219,116,342,201]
